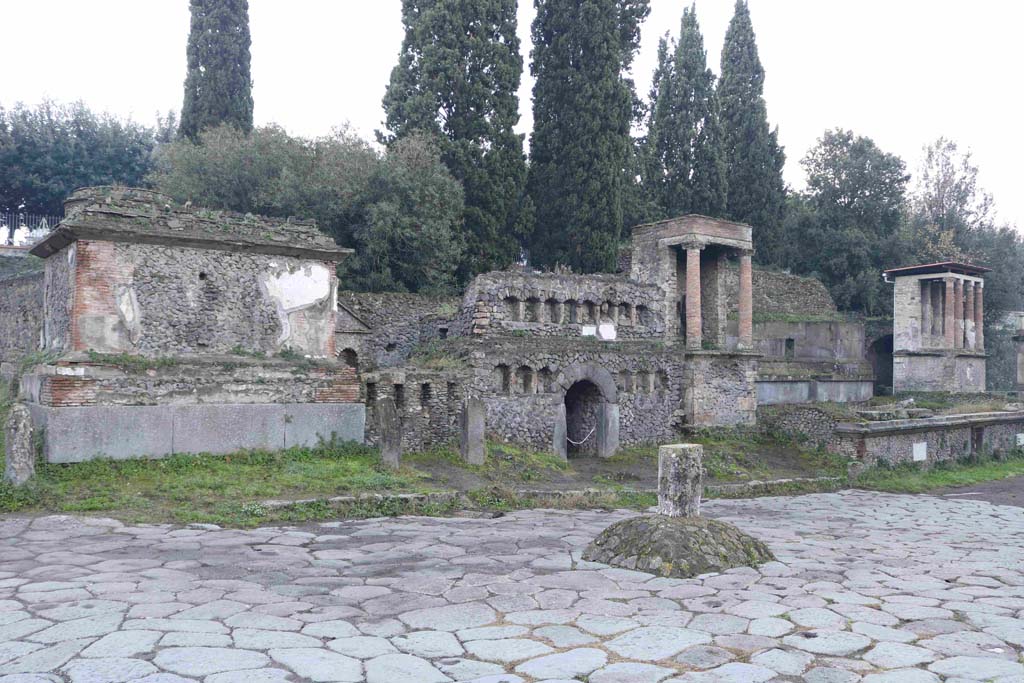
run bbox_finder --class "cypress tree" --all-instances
[643,4,726,219]
[718,0,786,263]
[528,0,650,273]
[382,0,530,280]
[179,0,254,141]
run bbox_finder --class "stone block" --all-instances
[459,397,485,465]
[32,404,174,463]
[657,444,704,517]
[283,403,365,448]
[4,403,35,485]
[173,404,284,455]
[378,398,401,469]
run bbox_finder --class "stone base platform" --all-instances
[28,402,366,463]
[583,514,775,578]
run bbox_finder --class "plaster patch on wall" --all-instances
[912,441,928,462]
[597,323,617,341]
[260,262,332,346]
[115,285,141,345]
[1017,433,1024,447]
[581,325,597,338]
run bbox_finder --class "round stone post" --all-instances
[4,403,35,486]
[657,443,704,517]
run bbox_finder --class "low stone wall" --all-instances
[756,378,874,405]
[757,405,839,447]
[0,272,44,363]
[830,411,1024,466]
[361,367,469,452]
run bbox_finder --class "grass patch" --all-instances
[687,430,850,481]
[0,439,433,526]
[855,452,1024,494]
[867,392,1015,415]
[405,441,568,484]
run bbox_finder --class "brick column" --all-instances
[975,282,985,351]
[738,251,753,350]
[964,281,975,349]
[685,247,702,350]
[944,278,956,348]
[953,279,964,349]
[920,280,931,346]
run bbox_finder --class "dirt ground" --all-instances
[931,475,1024,508]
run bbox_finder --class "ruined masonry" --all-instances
[885,261,988,393]
[3,187,363,463]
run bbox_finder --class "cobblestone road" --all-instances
[3,490,1024,682]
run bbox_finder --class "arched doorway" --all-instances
[565,380,602,457]
[867,335,894,396]
[553,364,620,459]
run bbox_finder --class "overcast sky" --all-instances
[3,1,1021,228]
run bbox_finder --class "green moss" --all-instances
[86,351,178,373]
[855,450,1024,494]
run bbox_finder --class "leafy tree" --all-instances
[150,125,464,294]
[643,4,726,219]
[179,0,254,140]
[718,0,786,263]
[788,129,909,314]
[527,0,650,273]
[381,0,530,280]
[0,100,158,230]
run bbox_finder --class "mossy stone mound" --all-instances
[583,514,774,578]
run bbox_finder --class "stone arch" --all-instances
[340,348,359,372]
[553,363,619,459]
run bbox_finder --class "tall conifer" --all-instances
[382,0,530,280]
[718,0,786,263]
[527,0,650,273]
[643,4,726,219]
[179,0,254,141]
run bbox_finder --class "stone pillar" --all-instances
[944,278,956,348]
[975,283,985,351]
[685,247,702,350]
[378,398,402,469]
[4,403,34,486]
[964,281,976,350]
[953,279,964,349]
[459,397,485,466]
[920,280,931,346]
[738,251,753,351]
[657,444,704,517]
[931,281,942,336]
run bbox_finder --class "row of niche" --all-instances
[500,296,656,327]
[493,364,670,395]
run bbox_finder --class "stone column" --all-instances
[965,281,976,350]
[931,281,943,336]
[738,251,754,351]
[459,397,485,466]
[378,398,402,469]
[953,279,964,349]
[4,404,34,486]
[920,280,932,347]
[944,278,956,348]
[657,444,704,517]
[685,247,702,350]
[975,282,985,351]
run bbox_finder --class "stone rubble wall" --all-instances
[54,240,338,358]
[456,271,667,340]
[830,412,1024,466]
[684,354,758,427]
[0,272,44,364]
[757,405,839,448]
[361,367,470,452]
[337,291,458,371]
[722,264,838,318]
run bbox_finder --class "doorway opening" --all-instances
[565,380,602,457]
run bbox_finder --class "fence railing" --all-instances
[0,212,63,246]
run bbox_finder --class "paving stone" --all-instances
[783,629,872,655]
[589,662,675,683]
[301,620,360,639]
[862,641,937,668]
[804,667,863,683]
[513,647,607,679]
[464,638,553,663]
[674,644,735,669]
[365,653,451,683]
[62,658,158,683]
[918,629,1015,658]
[392,630,464,658]
[672,661,777,682]
[688,613,749,635]
[27,614,123,644]
[268,647,363,682]
[928,655,1024,678]
[532,625,597,647]
[326,635,397,659]
[399,603,496,631]
[159,632,231,647]
[436,658,507,681]
[606,626,711,660]
[748,617,794,637]
[232,628,322,649]
[862,670,939,683]
[0,639,95,674]
[750,647,814,675]
[79,630,160,658]
[205,669,294,683]
[152,647,270,677]
[789,607,847,629]
[851,622,918,643]
[457,626,529,640]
